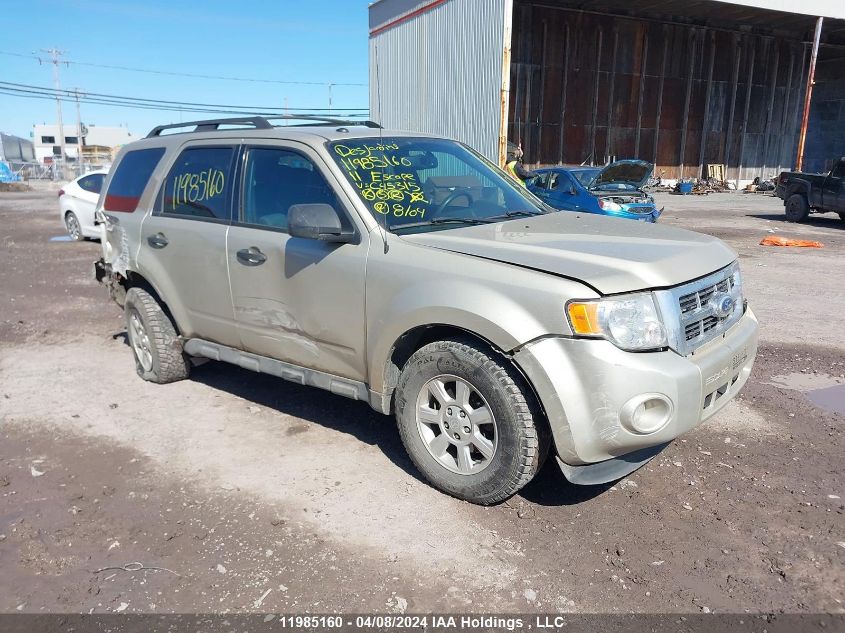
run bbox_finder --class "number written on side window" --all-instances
[162,147,235,220]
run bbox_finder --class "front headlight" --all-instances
[730,261,743,299]
[598,199,622,212]
[567,293,667,351]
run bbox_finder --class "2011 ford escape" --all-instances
[94,116,758,505]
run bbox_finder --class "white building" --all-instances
[32,123,140,162]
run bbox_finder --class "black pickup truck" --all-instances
[775,157,845,222]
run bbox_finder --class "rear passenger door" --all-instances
[137,142,240,347]
[226,142,368,381]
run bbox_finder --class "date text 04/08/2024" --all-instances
[274,615,530,629]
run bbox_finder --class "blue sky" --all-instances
[0,0,371,138]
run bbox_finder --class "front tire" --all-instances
[124,287,190,384]
[64,211,83,241]
[394,339,548,505]
[785,194,809,222]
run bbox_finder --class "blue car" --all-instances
[527,160,662,222]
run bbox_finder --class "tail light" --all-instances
[57,189,65,198]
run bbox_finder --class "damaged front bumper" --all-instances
[514,310,758,484]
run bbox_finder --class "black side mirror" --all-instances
[287,204,354,243]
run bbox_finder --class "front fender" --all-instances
[368,304,528,396]
[365,240,595,395]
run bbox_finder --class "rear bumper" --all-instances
[514,309,758,478]
[93,257,126,307]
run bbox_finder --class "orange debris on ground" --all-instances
[760,236,824,248]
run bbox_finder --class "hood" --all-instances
[399,213,736,295]
[590,160,653,190]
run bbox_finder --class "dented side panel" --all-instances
[226,224,370,382]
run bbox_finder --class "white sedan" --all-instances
[58,170,108,240]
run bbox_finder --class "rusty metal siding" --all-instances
[510,1,812,181]
[369,0,507,162]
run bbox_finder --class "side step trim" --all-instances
[183,339,369,403]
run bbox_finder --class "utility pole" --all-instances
[796,17,823,172]
[71,88,85,175]
[40,49,69,178]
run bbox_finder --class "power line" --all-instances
[0,88,368,116]
[0,49,366,87]
[0,80,366,112]
[0,83,368,116]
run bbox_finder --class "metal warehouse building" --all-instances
[368,0,845,183]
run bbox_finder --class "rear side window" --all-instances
[104,148,165,212]
[77,173,105,194]
[161,147,235,221]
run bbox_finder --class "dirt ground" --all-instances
[0,188,843,616]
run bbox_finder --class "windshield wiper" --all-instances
[482,209,547,222]
[392,217,488,232]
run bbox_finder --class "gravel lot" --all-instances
[0,187,843,615]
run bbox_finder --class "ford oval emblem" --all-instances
[710,293,735,318]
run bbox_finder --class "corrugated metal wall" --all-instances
[510,1,810,181]
[804,56,845,174]
[369,0,506,162]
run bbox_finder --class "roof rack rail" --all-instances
[146,114,381,138]
[146,117,273,138]
[263,115,382,129]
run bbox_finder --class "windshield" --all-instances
[571,169,600,187]
[328,137,547,234]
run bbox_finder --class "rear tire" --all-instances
[785,194,809,222]
[64,211,83,241]
[124,287,190,384]
[394,338,548,505]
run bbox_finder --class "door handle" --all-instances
[147,232,169,249]
[236,247,267,266]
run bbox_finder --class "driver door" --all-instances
[226,142,369,381]
[549,172,581,210]
[823,161,845,213]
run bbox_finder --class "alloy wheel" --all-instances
[65,213,81,239]
[415,374,498,475]
[128,310,154,372]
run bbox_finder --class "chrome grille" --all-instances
[654,263,744,356]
